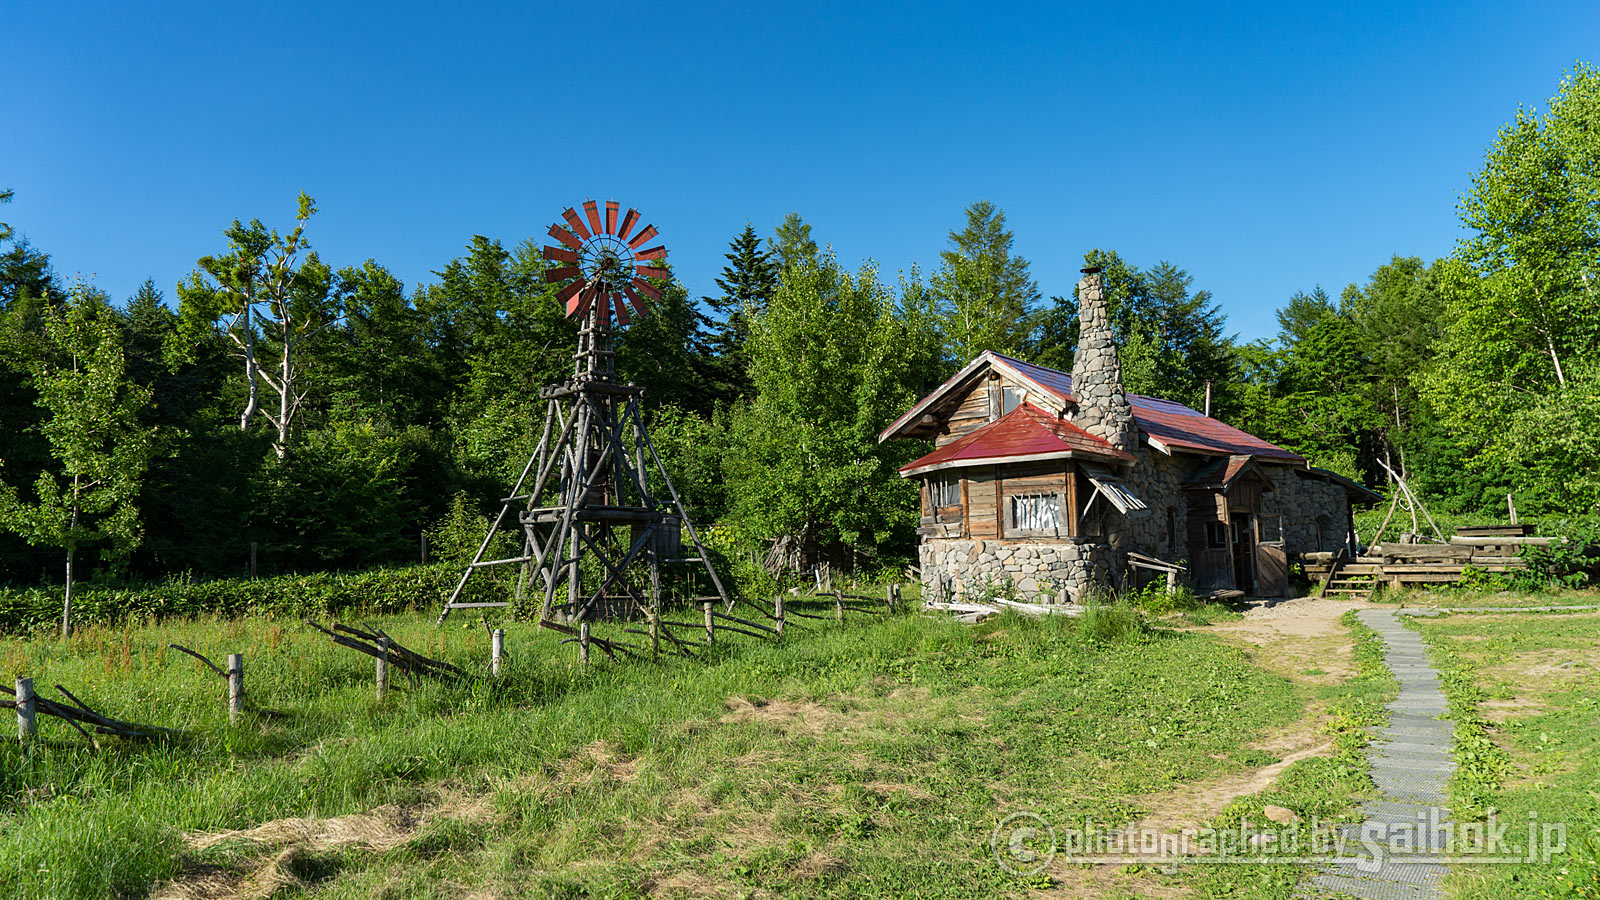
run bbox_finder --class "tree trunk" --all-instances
[62,543,74,639]
[240,302,258,430]
[275,327,291,459]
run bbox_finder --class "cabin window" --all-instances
[929,476,960,509]
[1205,521,1228,549]
[1166,507,1177,550]
[1010,493,1062,532]
[1002,385,1022,416]
[1259,514,1284,544]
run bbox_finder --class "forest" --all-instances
[3,64,1600,594]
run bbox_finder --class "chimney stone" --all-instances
[1070,269,1138,453]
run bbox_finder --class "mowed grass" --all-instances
[0,599,1309,899]
[1377,585,1600,608]
[1409,606,1600,899]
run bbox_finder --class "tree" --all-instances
[0,284,155,635]
[932,201,1040,362]
[770,212,818,273]
[702,223,777,397]
[176,193,339,458]
[725,250,941,570]
[1275,286,1337,345]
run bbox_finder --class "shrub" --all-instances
[0,563,504,634]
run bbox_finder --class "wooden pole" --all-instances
[227,654,244,724]
[491,629,504,676]
[1204,380,1212,417]
[1166,570,1178,596]
[375,637,389,700]
[249,541,258,579]
[1507,494,1518,525]
[834,590,844,623]
[420,532,429,565]
[774,595,785,636]
[648,607,660,658]
[16,677,35,744]
[703,601,714,646]
[578,621,590,665]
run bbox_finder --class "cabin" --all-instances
[879,267,1379,602]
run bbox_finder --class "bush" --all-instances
[1520,512,1600,588]
[0,563,503,633]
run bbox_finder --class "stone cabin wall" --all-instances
[917,449,1354,602]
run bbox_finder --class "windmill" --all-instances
[437,201,731,657]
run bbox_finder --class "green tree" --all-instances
[702,223,777,397]
[770,212,819,273]
[176,194,340,457]
[932,201,1040,362]
[725,251,941,570]
[0,284,156,635]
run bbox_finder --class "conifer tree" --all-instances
[703,223,776,397]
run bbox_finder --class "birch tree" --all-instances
[177,193,338,458]
[0,284,155,636]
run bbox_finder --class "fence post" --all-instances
[834,589,844,623]
[647,608,659,658]
[703,601,714,646]
[774,595,785,636]
[491,629,504,677]
[375,637,389,700]
[578,622,590,665]
[16,677,35,744]
[420,532,430,565]
[249,541,258,579]
[227,654,244,724]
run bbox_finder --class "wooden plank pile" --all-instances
[1302,527,1551,591]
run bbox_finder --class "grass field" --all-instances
[1409,606,1600,899]
[0,589,1388,900]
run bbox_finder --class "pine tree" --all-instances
[931,201,1040,362]
[703,223,776,398]
[771,212,819,272]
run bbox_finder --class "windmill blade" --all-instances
[630,278,661,301]
[634,265,670,280]
[582,200,603,235]
[562,208,591,239]
[543,246,579,264]
[604,201,618,234]
[623,286,650,317]
[633,245,667,261]
[548,224,583,251]
[611,292,631,327]
[627,225,659,249]
[617,208,640,240]
[561,280,586,316]
[545,266,581,284]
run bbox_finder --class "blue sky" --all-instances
[3,1,1597,341]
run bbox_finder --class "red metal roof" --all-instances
[881,351,1303,464]
[899,402,1133,476]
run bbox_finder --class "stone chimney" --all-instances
[1070,267,1138,452]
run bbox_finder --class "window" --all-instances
[929,476,960,508]
[1205,521,1228,549]
[1259,515,1283,544]
[1002,385,1022,416]
[1166,508,1177,550]
[1011,493,1062,532]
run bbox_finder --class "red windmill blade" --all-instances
[543,201,668,323]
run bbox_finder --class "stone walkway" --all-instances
[1303,608,1453,900]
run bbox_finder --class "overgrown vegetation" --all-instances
[0,600,1307,899]
[1411,608,1600,897]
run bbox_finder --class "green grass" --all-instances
[1372,584,1600,608]
[0,593,1315,899]
[1410,608,1600,899]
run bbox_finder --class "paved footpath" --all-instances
[1303,608,1454,900]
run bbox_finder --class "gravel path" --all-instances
[1303,608,1453,900]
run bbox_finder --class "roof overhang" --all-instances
[878,351,1070,443]
[900,450,1081,479]
[1301,466,1384,505]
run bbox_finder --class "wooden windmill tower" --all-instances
[437,201,731,655]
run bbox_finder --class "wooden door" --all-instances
[1185,490,1234,592]
[1256,542,1288,598]
[1230,514,1255,593]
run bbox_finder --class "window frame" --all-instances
[1205,521,1228,549]
[1007,491,1066,537]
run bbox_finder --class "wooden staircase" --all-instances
[1319,557,1380,602]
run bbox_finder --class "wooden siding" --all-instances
[936,380,996,447]
[965,467,1001,539]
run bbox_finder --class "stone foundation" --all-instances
[919,538,1119,603]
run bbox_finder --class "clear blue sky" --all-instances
[4,1,1598,341]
